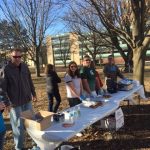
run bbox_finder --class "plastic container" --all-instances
[77,105,81,117]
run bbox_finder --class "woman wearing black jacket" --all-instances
[45,64,61,112]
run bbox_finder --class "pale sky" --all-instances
[46,19,69,36]
[0,0,69,36]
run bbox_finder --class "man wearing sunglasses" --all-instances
[3,49,37,150]
[80,55,97,97]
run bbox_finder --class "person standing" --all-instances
[80,55,98,97]
[90,61,103,95]
[64,61,82,107]
[103,55,124,81]
[45,64,61,113]
[3,49,37,150]
[103,55,125,93]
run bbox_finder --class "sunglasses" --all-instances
[85,59,91,62]
[12,56,22,59]
[70,65,77,68]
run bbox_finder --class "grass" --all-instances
[3,69,150,150]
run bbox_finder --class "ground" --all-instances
[3,67,150,150]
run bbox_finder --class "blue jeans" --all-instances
[47,90,61,113]
[10,102,32,150]
[0,130,5,150]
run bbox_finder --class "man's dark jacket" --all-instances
[4,62,36,107]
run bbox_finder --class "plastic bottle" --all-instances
[70,112,74,124]
[77,105,81,117]
[73,106,78,119]
[64,111,70,120]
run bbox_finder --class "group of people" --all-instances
[45,54,125,113]
[0,49,125,150]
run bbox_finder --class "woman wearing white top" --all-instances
[64,61,82,107]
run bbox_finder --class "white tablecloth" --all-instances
[109,85,145,105]
[26,85,146,150]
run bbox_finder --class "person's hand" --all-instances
[98,88,104,95]
[90,95,95,99]
[32,96,37,102]
[79,95,86,101]
[90,93,96,98]
[5,105,11,112]
[0,102,6,111]
[90,91,97,98]
[103,89,108,95]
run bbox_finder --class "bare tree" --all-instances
[0,0,61,76]
[56,36,70,67]
[65,0,150,85]
[64,2,114,64]
[88,0,150,85]
[0,19,29,61]
[79,32,113,64]
[64,0,133,70]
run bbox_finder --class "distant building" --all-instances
[46,32,150,66]
[46,33,80,66]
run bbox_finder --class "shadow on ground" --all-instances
[60,104,150,150]
[4,104,150,150]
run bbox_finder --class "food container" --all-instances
[118,79,133,91]
[82,100,96,107]
[118,83,133,91]
[53,113,64,122]
[21,110,54,131]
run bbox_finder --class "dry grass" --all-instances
[3,70,150,150]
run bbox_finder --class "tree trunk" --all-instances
[111,35,129,67]
[124,50,133,73]
[63,53,67,68]
[133,48,146,85]
[35,48,41,77]
[92,53,97,65]
[64,61,67,68]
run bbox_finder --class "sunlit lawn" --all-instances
[3,67,150,150]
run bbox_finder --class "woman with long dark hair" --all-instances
[45,64,61,112]
[64,61,82,107]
